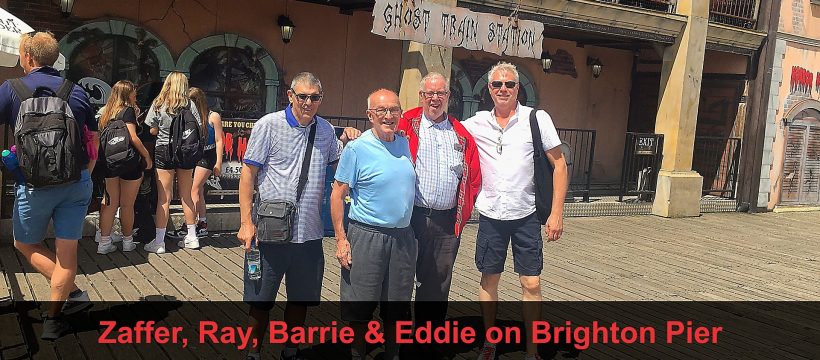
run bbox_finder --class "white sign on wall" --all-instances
[372,0,543,59]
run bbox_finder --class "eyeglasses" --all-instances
[496,133,503,154]
[420,91,449,99]
[490,81,518,89]
[293,93,323,102]
[368,107,403,118]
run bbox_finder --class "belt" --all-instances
[413,206,456,217]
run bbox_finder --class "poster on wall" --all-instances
[204,118,255,201]
[371,0,543,59]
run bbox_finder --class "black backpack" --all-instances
[99,109,139,176]
[169,106,203,169]
[10,79,85,188]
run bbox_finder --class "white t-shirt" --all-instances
[462,103,562,221]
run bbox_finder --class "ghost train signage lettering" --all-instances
[372,0,543,59]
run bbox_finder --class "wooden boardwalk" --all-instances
[1,211,818,359]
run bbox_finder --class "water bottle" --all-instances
[247,240,261,281]
[1,150,26,185]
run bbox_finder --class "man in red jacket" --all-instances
[398,72,481,358]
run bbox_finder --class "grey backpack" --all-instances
[10,79,84,188]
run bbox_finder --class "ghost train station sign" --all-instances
[372,0,544,59]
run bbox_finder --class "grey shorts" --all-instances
[244,239,325,311]
[340,220,417,322]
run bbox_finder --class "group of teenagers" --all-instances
[2,31,569,360]
[92,71,225,256]
[235,66,568,360]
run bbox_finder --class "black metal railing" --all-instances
[321,116,596,202]
[323,115,370,131]
[709,0,758,29]
[693,136,742,198]
[557,128,596,202]
[596,0,675,13]
[619,133,664,202]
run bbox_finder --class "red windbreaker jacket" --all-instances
[398,107,481,237]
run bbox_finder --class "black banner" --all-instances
[2,301,818,359]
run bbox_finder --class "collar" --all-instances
[421,112,451,129]
[489,102,522,131]
[27,66,59,77]
[285,104,315,128]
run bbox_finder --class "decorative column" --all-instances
[397,0,456,109]
[651,1,709,217]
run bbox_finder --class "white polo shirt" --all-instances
[462,103,562,221]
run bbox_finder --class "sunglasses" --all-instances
[293,93,323,102]
[490,81,518,89]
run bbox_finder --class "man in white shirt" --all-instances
[462,62,569,360]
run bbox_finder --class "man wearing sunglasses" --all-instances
[237,72,361,360]
[396,72,481,359]
[462,62,569,360]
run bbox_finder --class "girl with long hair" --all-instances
[96,80,153,254]
[143,72,204,253]
[171,87,223,238]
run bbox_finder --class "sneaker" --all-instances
[95,231,123,243]
[196,221,208,237]
[122,239,138,252]
[476,343,497,360]
[41,316,72,340]
[144,240,166,254]
[97,242,117,255]
[62,290,92,315]
[166,225,188,239]
[178,234,200,250]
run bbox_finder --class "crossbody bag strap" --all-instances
[296,122,317,202]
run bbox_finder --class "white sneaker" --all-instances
[122,239,138,252]
[97,243,117,255]
[178,234,200,250]
[95,231,123,243]
[144,240,166,254]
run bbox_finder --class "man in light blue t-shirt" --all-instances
[330,89,416,360]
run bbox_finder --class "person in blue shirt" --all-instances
[0,31,97,340]
[330,88,417,360]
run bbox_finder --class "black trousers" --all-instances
[410,208,460,327]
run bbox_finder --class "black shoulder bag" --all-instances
[530,110,554,225]
[256,122,317,244]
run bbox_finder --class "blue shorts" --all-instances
[13,170,93,244]
[475,213,543,276]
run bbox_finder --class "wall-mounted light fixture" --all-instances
[60,0,75,17]
[278,15,295,44]
[541,51,552,73]
[587,57,603,78]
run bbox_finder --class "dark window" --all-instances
[189,47,266,119]
[67,32,160,109]
[448,78,463,121]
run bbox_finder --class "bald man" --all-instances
[330,89,417,360]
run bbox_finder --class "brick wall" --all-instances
[8,0,81,39]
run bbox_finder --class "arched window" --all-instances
[189,47,266,119]
[66,32,160,108]
[60,20,174,109]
